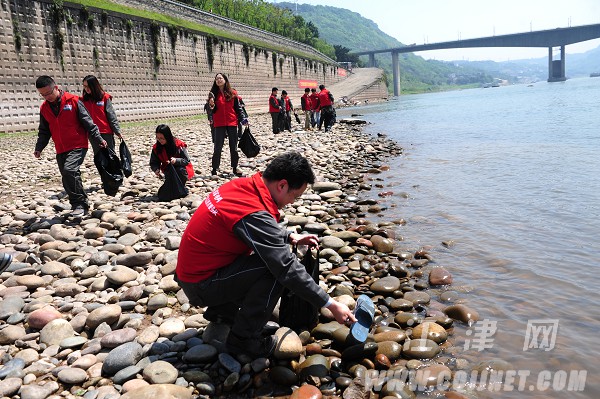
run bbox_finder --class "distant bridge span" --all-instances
[350,23,600,95]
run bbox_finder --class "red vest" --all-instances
[309,93,320,110]
[301,93,312,111]
[212,90,238,127]
[269,94,280,113]
[176,172,280,283]
[283,97,291,112]
[83,92,112,134]
[151,138,195,179]
[40,92,88,154]
[318,89,332,108]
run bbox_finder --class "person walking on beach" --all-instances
[34,75,107,217]
[318,84,335,132]
[150,124,194,201]
[310,88,320,128]
[269,87,281,134]
[204,92,215,143]
[207,73,248,176]
[81,75,122,156]
[300,88,312,130]
[175,152,356,358]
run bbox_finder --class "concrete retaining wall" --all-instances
[0,0,345,133]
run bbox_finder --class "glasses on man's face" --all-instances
[39,86,56,98]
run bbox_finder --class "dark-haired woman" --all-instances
[82,75,122,155]
[207,73,248,176]
[150,124,194,201]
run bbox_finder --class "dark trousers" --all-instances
[270,112,280,134]
[56,148,88,209]
[319,106,334,131]
[178,253,284,339]
[90,133,115,156]
[212,126,239,171]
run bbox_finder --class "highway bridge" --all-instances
[350,23,600,95]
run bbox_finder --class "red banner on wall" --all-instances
[337,68,347,77]
[298,79,318,89]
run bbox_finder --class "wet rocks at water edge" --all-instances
[0,113,482,398]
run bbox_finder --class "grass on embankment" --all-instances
[68,0,332,63]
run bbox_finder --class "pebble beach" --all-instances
[0,114,487,399]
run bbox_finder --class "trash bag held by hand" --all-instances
[239,126,260,158]
[279,247,320,332]
[94,147,123,197]
[119,139,133,178]
[157,164,188,202]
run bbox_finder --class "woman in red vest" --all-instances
[207,73,248,176]
[150,124,194,201]
[82,75,122,155]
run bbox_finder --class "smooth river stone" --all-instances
[321,236,345,250]
[312,181,341,192]
[370,276,401,294]
[403,291,431,305]
[159,318,186,338]
[183,344,218,363]
[290,384,322,399]
[116,252,152,267]
[373,330,407,344]
[100,328,137,348]
[269,366,298,386]
[443,304,479,325]
[298,354,330,380]
[370,235,394,253]
[57,367,88,384]
[85,304,122,331]
[375,341,403,361]
[120,384,193,399]
[39,319,75,346]
[142,360,178,384]
[402,339,440,359]
[429,267,453,285]
[274,327,303,359]
[15,275,46,290]
[414,364,451,388]
[102,342,144,376]
[411,322,448,344]
[0,296,25,319]
[105,266,139,285]
[0,325,26,344]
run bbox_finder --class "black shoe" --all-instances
[227,333,277,358]
[233,168,243,176]
[0,253,12,274]
[211,169,217,176]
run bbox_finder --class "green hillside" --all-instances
[277,2,493,93]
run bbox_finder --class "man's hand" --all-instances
[289,233,319,248]
[326,300,356,326]
[34,151,41,159]
[116,133,123,139]
[99,140,107,148]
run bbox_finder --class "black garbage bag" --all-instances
[239,126,260,158]
[279,247,320,332]
[94,147,123,197]
[119,139,133,178]
[294,112,301,124]
[157,164,188,202]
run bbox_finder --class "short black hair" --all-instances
[36,75,55,89]
[304,88,310,92]
[319,84,325,90]
[281,90,287,95]
[311,88,316,92]
[263,152,315,189]
[272,87,278,92]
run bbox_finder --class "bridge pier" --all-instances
[368,53,376,67]
[548,45,566,82]
[391,51,400,96]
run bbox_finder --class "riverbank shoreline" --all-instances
[0,114,483,399]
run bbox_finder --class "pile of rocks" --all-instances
[0,115,484,399]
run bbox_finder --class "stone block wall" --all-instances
[0,0,345,133]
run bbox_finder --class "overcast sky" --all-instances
[275,0,600,61]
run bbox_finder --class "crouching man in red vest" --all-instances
[176,152,356,358]
[34,76,106,217]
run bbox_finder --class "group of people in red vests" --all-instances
[269,84,336,135]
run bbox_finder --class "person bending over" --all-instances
[175,152,355,358]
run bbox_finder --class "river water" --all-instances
[337,77,600,398]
